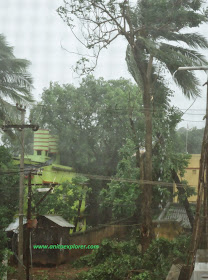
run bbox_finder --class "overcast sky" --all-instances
[0,0,208,129]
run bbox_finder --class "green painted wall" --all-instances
[15,129,87,232]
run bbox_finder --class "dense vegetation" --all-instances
[2,76,194,224]
[175,127,204,154]
[58,0,208,249]
[73,234,191,280]
[0,146,18,277]
[0,0,208,277]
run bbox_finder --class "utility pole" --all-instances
[186,124,189,154]
[18,104,26,280]
[26,171,32,280]
[2,104,39,280]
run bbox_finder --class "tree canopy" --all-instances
[0,146,18,277]
[58,0,208,251]
[174,126,204,154]
[0,34,33,122]
[30,77,142,174]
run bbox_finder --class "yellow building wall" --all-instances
[173,154,200,203]
[154,221,184,240]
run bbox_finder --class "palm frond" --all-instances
[154,43,208,97]
[0,71,33,91]
[0,98,18,139]
[0,85,33,103]
[126,45,144,91]
[174,70,201,98]
[0,34,33,106]
[159,32,208,49]
[0,34,14,58]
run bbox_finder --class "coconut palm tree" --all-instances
[58,0,208,251]
[0,34,33,127]
[125,0,208,251]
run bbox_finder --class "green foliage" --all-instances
[0,34,33,141]
[175,180,197,204]
[150,103,192,209]
[33,176,89,221]
[174,127,204,154]
[100,139,141,219]
[59,0,208,96]
[58,0,208,234]
[132,0,208,98]
[73,235,191,280]
[152,105,189,179]
[142,238,175,279]
[30,77,141,174]
[152,139,191,210]
[74,238,142,280]
[141,236,191,279]
[101,103,191,218]
[33,272,49,280]
[154,151,191,182]
[137,272,151,280]
[0,34,33,102]
[0,146,19,277]
[29,77,143,225]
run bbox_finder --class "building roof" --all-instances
[42,215,75,228]
[5,217,27,233]
[158,203,192,229]
[6,215,75,232]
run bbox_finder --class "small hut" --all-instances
[6,215,74,266]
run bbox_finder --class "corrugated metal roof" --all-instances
[158,203,192,229]
[43,215,75,228]
[5,217,27,232]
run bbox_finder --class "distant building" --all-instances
[13,129,86,232]
[173,154,200,203]
[155,154,200,237]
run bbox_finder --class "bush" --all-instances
[73,234,191,280]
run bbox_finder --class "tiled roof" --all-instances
[159,203,192,229]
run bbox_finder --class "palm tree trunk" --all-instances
[132,49,154,252]
[141,80,154,253]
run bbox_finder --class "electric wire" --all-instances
[181,98,197,116]
[32,103,206,114]
[0,168,198,188]
[2,106,39,166]
[0,104,201,188]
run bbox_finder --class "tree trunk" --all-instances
[132,48,154,252]
[73,199,82,232]
[171,169,194,230]
[140,82,154,253]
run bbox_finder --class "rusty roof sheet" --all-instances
[43,215,75,228]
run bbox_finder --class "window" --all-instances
[37,150,42,155]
